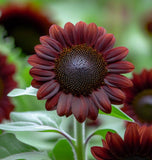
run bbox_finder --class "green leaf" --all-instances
[85,128,116,145]
[51,139,74,160]
[0,111,75,143]
[99,105,134,122]
[0,111,62,132]
[92,128,116,139]
[10,111,62,128]
[8,86,38,97]
[0,121,61,132]
[2,151,51,160]
[0,133,37,159]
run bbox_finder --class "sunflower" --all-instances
[0,3,54,55]
[0,53,17,122]
[28,21,134,122]
[91,123,152,160]
[122,69,152,126]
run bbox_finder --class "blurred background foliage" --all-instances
[0,0,152,159]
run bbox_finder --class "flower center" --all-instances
[0,78,4,99]
[132,89,152,123]
[124,155,150,160]
[55,44,107,96]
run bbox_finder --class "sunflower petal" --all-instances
[107,61,134,74]
[104,74,133,88]
[103,47,129,63]
[71,96,88,122]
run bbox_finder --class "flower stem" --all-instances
[74,118,86,160]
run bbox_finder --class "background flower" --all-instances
[28,21,134,122]
[0,3,55,55]
[121,69,152,126]
[91,123,152,160]
[0,53,17,122]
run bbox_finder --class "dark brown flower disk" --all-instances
[28,21,134,122]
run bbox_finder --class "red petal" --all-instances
[91,88,111,113]
[87,97,99,120]
[103,86,125,103]
[103,47,129,63]
[0,55,7,67]
[106,132,126,157]
[124,123,140,154]
[140,126,152,154]
[132,73,144,90]
[30,68,55,81]
[28,54,53,66]
[28,55,54,70]
[91,146,113,160]
[31,79,44,89]
[35,45,57,60]
[85,23,98,46]
[40,35,62,52]
[45,92,61,110]
[75,21,87,44]
[148,69,152,88]
[104,74,133,88]
[107,61,134,74]
[64,22,76,46]
[37,80,59,100]
[49,24,68,48]
[95,34,115,53]
[71,96,88,122]
[0,64,16,76]
[57,93,72,116]
[97,27,106,38]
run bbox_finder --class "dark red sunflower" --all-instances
[28,21,134,122]
[121,69,152,126]
[91,123,152,160]
[0,53,17,122]
[0,3,54,55]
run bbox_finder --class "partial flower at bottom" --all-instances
[28,21,134,123]
[121,69,152,126]
[91,123,152,160]
[0,53,17,122]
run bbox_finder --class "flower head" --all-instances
[91,123,152,160]
[0,3,54,55]
[28,21,134,122]
[122,69,152,126]
[0,53,17,122]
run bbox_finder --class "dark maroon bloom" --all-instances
[0,53,17,122]
[0,3,54,55]
[28,21,134,122]
[91,123,152,160]
[122,69,152,126]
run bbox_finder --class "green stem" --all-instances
[74,118,86,160]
